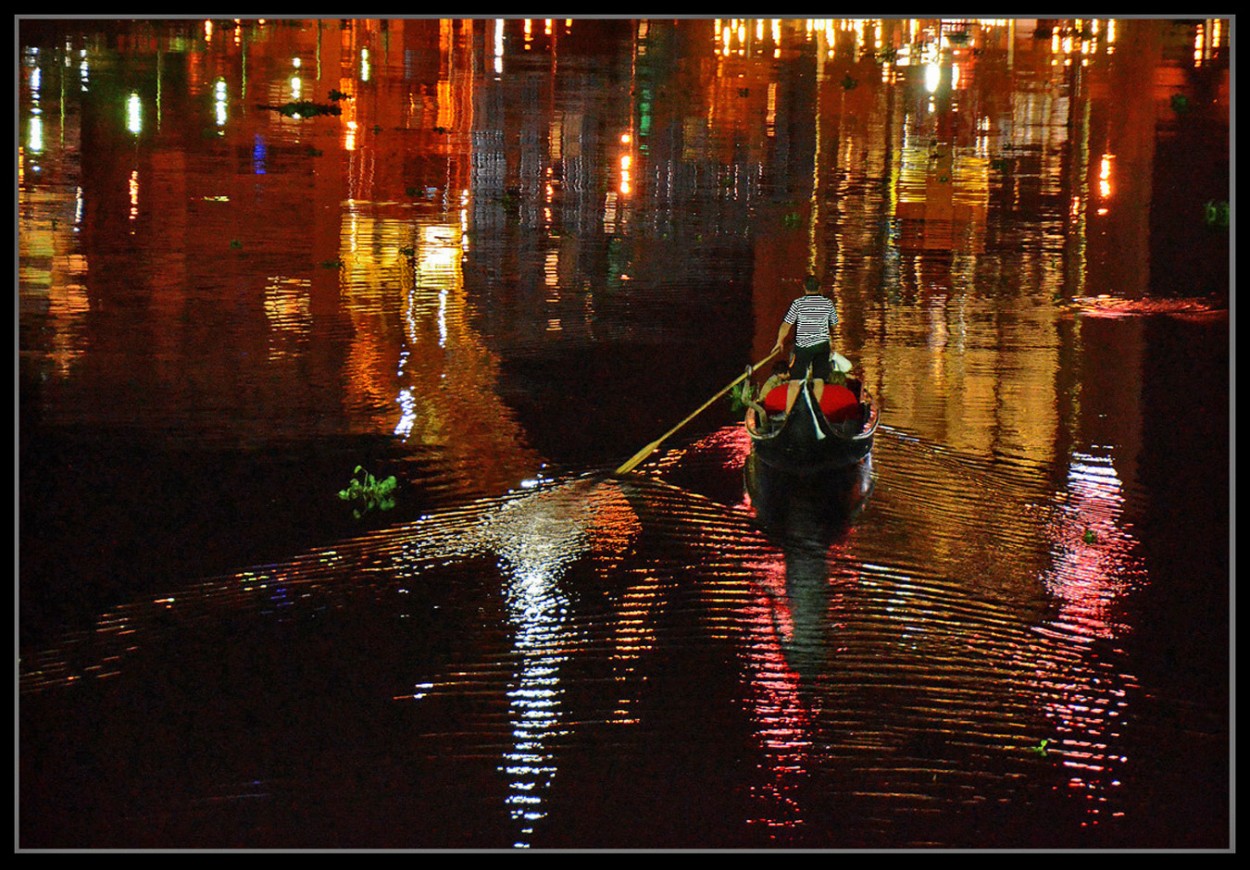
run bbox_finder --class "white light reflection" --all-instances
[494,20,505,75]
[375,479,642,844]
[213,78,228,128]
[27,115,44,154]
[394,387,416,440]
[488,488,588,848]
[437,289,448,347]
[126,92,142,135]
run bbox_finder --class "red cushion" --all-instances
[819,385,860,421]
[760,384,859,421]
[762,385,789,413]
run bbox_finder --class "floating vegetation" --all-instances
[1083,529,1097,544]
[1170,93,1191,115]
[327,89,350,102]
[1204,199,1229,229]
[319,258,344,269]
[782,211,803,229]
[229,239,243,249]
[1029,738,1052,757]
[257,100,342,118]
[841,74,858,91]
[338,465,398,519]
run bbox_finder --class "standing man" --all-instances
[771,274,838,414]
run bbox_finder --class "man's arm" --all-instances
[773,320,793,353]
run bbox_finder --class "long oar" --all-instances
[614,349,780,475]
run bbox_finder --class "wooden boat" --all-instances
[743,372,879,473]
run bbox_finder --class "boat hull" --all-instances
[744,450,875,543]
[744,380,877,474]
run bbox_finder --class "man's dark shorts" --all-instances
[790,341,832,381]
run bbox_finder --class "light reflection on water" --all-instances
[18,17,1228,850]
[12,442,1207,847]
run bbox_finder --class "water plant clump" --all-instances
[338,465,398,518]
[1204,199,1229,229]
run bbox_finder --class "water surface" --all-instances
[18,17,1230,850]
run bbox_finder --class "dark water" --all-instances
[18,18,1230,850]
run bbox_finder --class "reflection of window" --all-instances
[252,134,267,175]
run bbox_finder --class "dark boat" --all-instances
[744,450,875,543]
[743,374,879,473]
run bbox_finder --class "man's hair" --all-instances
[803,274,820,293]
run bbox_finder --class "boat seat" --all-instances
[761,383,860,422]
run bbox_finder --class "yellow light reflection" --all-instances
[128,170,139,222]
[417,223,461,274]
[1098,153,1114,200]
[262,277,312,360]
[603,190,618,233]
[544,249,559,288]
[766,81,777,136]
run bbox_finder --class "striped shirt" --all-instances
[783,294,838,348]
